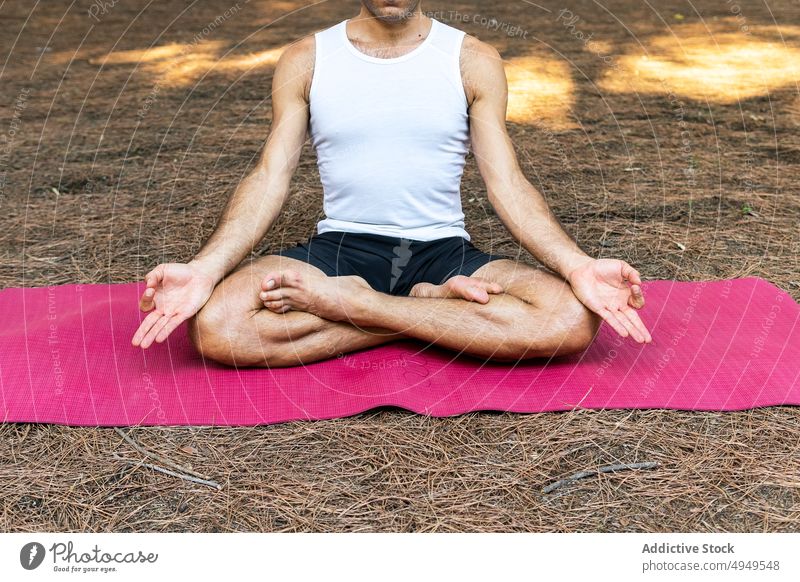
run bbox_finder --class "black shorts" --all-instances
[276,231,509,296]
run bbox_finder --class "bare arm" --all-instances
[461,36,590,279]
[461,37,651,343]
[132,37,315,348]
[191,36,315,284]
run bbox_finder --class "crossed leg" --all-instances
[187,256,602,367]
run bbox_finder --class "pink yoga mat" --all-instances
[0,277,798,426]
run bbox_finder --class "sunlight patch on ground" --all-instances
[91,42,284,86]
[598,22,800,103]
[89,42,225,65]
[220,47,284,70]
[504,56,576,130]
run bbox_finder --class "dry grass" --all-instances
[1,0,799,531]
[2,409,799,532]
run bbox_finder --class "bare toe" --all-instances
[261,272,282,291]
[261,269,304,298]
[409,281,453,299]
[465,285,490,303]
[260,289,286,302]
[445,275,503,302]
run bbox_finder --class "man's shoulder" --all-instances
[460,34,502,64]
[276,34,316,71]
[459,34,505,104]
[279,18,342,64]
[273,34,316,100]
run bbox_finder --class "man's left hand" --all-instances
[567,258,652,343]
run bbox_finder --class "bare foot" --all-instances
[409,275,503,304]
[259,269,371,320]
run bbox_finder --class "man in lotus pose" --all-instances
[131,0,652,366]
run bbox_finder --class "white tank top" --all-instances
[309,18,471,241]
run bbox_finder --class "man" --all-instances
[131,0,651,367]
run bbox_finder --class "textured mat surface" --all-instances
[0,277,797,426]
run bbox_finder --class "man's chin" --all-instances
[374,9,413,23]
[364,0,420,23]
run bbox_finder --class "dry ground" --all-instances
[1,0,799,531]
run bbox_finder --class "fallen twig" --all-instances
[112,453,222,490]
[542,461,659,494]
[113,427,217,483]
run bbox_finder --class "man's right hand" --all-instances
[131,261,218,348]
